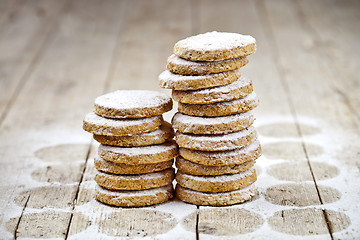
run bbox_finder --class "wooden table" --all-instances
[0,0,359,239]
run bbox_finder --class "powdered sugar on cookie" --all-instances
[99,141,178,157]
[173,31,256,61]
[176,126,257,151]
[172,76,253,104]
[179,167,255,183]
[94,90,172,118]
[95,90,170,110]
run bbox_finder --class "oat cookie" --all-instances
[176,167,257,193]
[178,91,259,117]
[173,31,256,61]
[83,112,162,136]
[95,168,175,191]
[172,111,254,135]
[172,76,253,104]
[98,140,178,165]
[179,140,261,166]
[159,69,240,91]
[94,90,172,119]
[167,54,248,75]
[175,126,257,151]
[175,184,255,206]
[95,184,173,207]
[94,155,173,175]
[93,121,174,146]
[176,156,255,176]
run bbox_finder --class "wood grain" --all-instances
[0,0,359,239]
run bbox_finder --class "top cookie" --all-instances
[173,31,256,61]
[94,90,172,119]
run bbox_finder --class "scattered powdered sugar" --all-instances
[173,111,253,126]
[96,169,172,180]
[84,112,162,127]
[177,126,255,142]
[96,184,172,197]
[99,141,177,156]
[175,31,256,51]
[186,76,250,94]
[181,167,255,183]
[94,90,171,110]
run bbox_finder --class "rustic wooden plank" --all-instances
[195,0,336,238]
[0,0,20,32]
[0,0,125,238]
[261,0,359,238]
[67,0,197,239]
[0,0,68,124]
[296,0,360,123]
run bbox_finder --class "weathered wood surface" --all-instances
[0,0,359,239]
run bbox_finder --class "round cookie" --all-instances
[173,31,256,61]
[172,111,254,135]
[93,121,174,146]
[172,76,253,104]
[94,90,172,119]
[167,54,248,75]
[83,112,162,136]
[98,141,179,165]
[175,126,257,151]
[175,184,255,206]
[95,184,173,207]
[176,167,257,193]
[95,168,175,191]
[179,140,262,166]
[176,156,255,176]
[94,155,173,175]
[159,69,241,91]
[178,91,259,117]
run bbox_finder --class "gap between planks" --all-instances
[256,0,335,238]
[293,0,360,126]
[64,139,93,240]
[0,0,72,127]
[64,0,129,238]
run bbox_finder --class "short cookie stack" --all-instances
[83,90,178,207]
[159,32,262,206]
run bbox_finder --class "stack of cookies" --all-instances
[83,90,178,207]
[159,32,262,206]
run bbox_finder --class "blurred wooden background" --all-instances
[0,0,359,239]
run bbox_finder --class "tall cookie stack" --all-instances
[159,32,262,206]
[83,90,178,207]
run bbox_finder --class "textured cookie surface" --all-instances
[95,168,174,191]
[159,69,240,91]
[172,76,253,104]
[167,54,248,75]
[98,141,179,165]
[175,126,257,151]
[94,90,172,119]
[94,155,173,175]
[93,121,174,146]
[172,111,254,135]
[179,140,261,166]
[178,91,259,117]
[83,112,162,136]
[175,184,255,206]
[176,156,255,176]
[95,184,173,207]
[176,167,257,192]
[173,31,256,61]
